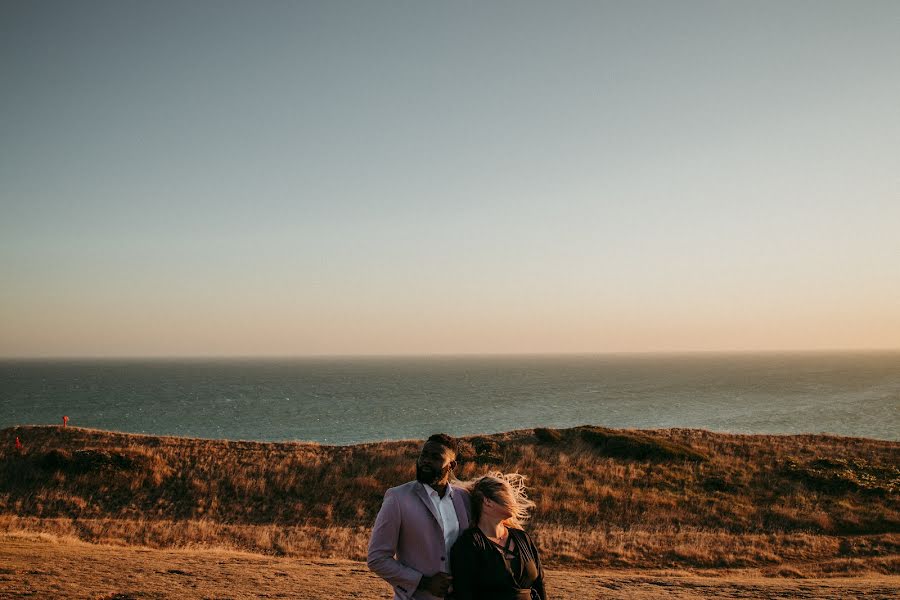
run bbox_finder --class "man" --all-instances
[368,433,471,600]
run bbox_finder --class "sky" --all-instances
[1,1,899,358]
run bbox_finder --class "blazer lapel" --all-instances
[414,482,443,531]
[450,483,469,530]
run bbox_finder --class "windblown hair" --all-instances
[463,471,537,530]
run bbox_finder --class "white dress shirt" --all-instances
[424,483,460,560]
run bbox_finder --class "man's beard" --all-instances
[416,463,447,485]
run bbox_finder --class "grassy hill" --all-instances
[1,424,898,575]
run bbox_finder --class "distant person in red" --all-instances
[15,436,23,450]
[63,415,69,427]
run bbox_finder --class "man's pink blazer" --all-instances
[367,480,472,600]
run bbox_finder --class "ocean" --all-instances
[1,352,898,444]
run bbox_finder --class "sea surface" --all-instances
[1,352,898,444]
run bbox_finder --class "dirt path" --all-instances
[2,533,897,599]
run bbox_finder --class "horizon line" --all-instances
[2,346,899,361]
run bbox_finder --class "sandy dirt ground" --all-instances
[2,533,898,599]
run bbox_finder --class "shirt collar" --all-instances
[424,482,453,499]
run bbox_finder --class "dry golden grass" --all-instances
[3,533,899,599]
[1,424,898,573]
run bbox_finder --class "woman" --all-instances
[449,472,547,600]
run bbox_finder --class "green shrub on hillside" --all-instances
[534,427,563,444]
[578,426,707,462]
[783,458,900,496]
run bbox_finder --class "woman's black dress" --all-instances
[449,527,547,600]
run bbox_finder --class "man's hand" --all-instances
[417,572,452,597]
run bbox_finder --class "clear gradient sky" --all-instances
[1,1,899,358]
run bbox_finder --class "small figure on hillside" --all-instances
[368,434,471,599]
[15,436,23,450]
[63,415,69,427]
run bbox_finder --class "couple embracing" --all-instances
[367,433,547,600]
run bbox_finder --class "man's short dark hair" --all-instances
[426,433,458,457]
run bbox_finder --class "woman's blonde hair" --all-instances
[463,471,536,529]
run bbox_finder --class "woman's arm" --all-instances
[529,533,547,600]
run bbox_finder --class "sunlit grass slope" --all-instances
[1,424,897,574]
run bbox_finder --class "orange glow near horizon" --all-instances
[2,3,899,358]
